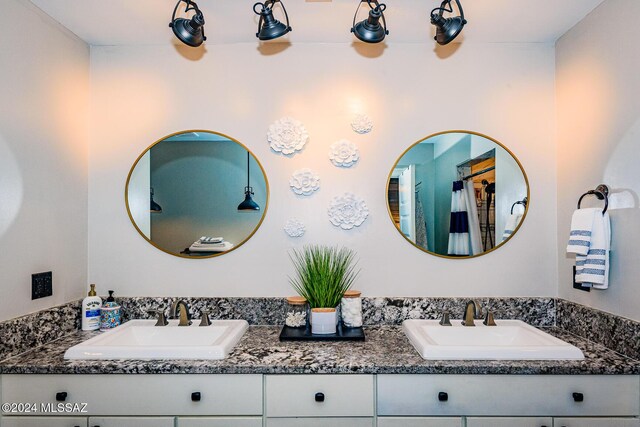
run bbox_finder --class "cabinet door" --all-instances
[87,417,174,427]
[554,418,640,427]
[178,417,263,427]
[266,418,373,427]
[378,417,462,426]
[0,418,87,427]
[467,417,552,427]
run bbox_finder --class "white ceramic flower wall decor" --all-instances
[329,139,360,168]
[328,193,369,230]
[350,113,373,134]
[290,168,321,196]
[284,219,306,237]
[267,116,309,156]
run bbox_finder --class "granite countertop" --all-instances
[1,325,638,375]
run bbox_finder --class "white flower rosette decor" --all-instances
[328,193,369,230]
[267,116,309,155]
[350,113,373,134]
[290,168,320,196]
[329,139,360,168]
[284,219,306,237]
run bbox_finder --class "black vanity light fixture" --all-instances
[169,0,207,47]
[430,0,467,45]
[150,188,163,213]
[351,0,389,44]
[253,0,292,41]
[238,152,260,212]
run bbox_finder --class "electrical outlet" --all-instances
[32,271,53,299]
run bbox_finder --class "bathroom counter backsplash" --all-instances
[0,296,637,364]
[0,325,638,375]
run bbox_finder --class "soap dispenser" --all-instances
[82,284,102,331]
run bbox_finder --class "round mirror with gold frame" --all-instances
[125,130,269,258]
[386,130,529,259]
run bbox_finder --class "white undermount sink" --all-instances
[64,319,249,360]
[403,319,585,360]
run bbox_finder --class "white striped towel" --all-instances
[502,213,523,242]
[566,208,599,255]
[576,212,611,289]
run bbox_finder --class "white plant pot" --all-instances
[310,308,337,335]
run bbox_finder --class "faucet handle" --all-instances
[439,310,452,326]
[483,310,497,326]
[148,307,168,326]
[199,309,212,327]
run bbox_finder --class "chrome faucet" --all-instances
[461,300,483,327]
[170,300,192,326]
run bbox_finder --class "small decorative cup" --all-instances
[100,302,121,331]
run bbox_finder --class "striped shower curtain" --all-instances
[447,180,470,256]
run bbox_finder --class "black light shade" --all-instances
[430,0,466,45]
[253,1,291,41]
[150,188,162,213]
[238,152,261,212]
[170,0,207,47]
[351,0,388,43]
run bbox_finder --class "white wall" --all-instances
[88,41,557,298]
[556,0,640,321]
[0,0,89,321]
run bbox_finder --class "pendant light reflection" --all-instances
[238,152,261,212]
[351,0,389,44]
[150,188,163,213]
[253,0,292,41]
[169,0,207,47]
[430,0,466,45]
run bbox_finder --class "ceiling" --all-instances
[29,0,605,46]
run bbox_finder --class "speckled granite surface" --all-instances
[114,296,555,326]
[0,325,638,375]
[0,301,80,361]
[362,297,555,326]
[557,299,640,361]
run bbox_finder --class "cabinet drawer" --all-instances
[0,417,87,427]
[378,375,640,417]
[265,375,374,417]
[177,417,263,427]
[467,417,552,427]
[87,417,174,427]
[378,417,462,427]
[266,418,374,427]
[2,374,262,416]
[553,418,640,427]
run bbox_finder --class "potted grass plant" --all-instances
[289,245,359,335]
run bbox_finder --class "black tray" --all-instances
[279,323,365,341]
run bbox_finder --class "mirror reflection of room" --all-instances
[127,131,268,258]
[388,132,528,258]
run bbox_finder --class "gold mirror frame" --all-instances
[385,130,530,259]
[125,129,270,259]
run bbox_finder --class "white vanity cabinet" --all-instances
[553,419,640,427]
[0,417,87,427]
[87,417,174,427]
[377,375,640,417]
[466,417,553,427]
[264,374,375,426]
[377,417,463,426]
[1,374,262,417]
[176,417,263,427]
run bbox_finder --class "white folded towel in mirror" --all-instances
[567,208,611,289]
[199,236,224,244]
[501,213,523,242]
[189,240,233,252]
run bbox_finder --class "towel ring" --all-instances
[511,197,528,214]
[577,184,609,214]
